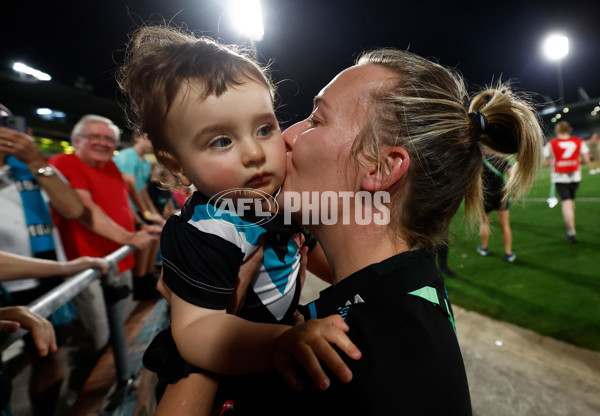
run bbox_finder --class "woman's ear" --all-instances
[361,146,410,192]
[156,150,192,187]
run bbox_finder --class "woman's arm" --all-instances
[154,372,218,416]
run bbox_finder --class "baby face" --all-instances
[164,79,286,199]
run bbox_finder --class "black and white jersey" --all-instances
[161,192,310,324]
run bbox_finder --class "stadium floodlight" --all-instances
[542,34,569,61]
[542,34,569,104]
[231,0,264,42]
[36,108,52,115]
[12,62,52,81]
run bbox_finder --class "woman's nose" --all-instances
[283,121,303,151]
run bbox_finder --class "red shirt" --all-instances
[50,153,134,272]
[550,136,583,174]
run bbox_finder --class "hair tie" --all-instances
[468,111,488,140]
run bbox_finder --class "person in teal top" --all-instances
[113,131,164,299]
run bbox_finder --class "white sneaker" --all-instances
[590,169,597,175]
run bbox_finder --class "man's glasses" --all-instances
[78,133,117,145]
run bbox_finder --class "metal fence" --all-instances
[0,244,136,387]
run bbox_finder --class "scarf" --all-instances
[2,156,76,325]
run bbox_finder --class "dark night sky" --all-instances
[2,0,600,129]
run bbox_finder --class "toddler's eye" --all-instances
[210,136,232,148]
[257,125,273,137]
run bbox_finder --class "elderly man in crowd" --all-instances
[49,114,159,399]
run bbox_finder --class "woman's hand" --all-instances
[0,306,57,357]
[274,314,362,391]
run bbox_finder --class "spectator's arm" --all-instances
[141,187,165,224]
[120,172,147,213]
[0,250,109,281]
[0,127,83,219]
[0,306,57,357]
[75,188,158,250]
[121,172,164,224]
[34,164,84,219]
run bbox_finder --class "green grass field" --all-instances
[446,166,600,351]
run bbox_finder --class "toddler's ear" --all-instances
[156,150,192,187]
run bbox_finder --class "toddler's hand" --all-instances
[274,314,361,392]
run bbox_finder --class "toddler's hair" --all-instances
[118,25,275,161]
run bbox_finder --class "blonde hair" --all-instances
[354,48,543,249]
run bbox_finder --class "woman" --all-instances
[268,48,542,415]
[153,47,543,415]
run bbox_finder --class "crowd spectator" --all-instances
[543,121,591,243]
[0,248,109,411]
[0,106,87,416]
[49,114,159,399]
[113,131,163,299]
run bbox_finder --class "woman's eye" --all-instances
[257,125,273,137]
[307,117,320,127]
[210,136,232,148]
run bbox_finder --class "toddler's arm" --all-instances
[170,293,289,374]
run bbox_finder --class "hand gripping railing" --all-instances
[0,245,136,386]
